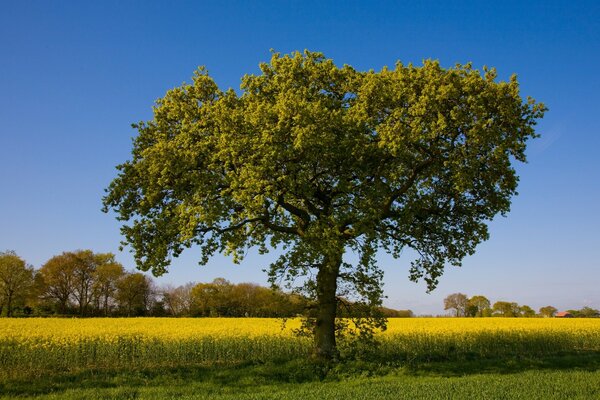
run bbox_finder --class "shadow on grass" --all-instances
[402,350,600,377]
[1,351,599,397]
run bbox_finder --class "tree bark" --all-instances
[314,252,342,361]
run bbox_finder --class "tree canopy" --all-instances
[0,251,34,317]
[103,50,545,359]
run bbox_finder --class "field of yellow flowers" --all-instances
[1,318,599,379]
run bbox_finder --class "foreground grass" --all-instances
[1,355,599,400]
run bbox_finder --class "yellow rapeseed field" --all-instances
[1,318,599,378]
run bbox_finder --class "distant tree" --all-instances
[190,278,234,317]
[162,283,194,316]
[467,295,491,317]
[539,305,557,318]
[92,261,125,316]
[379,307,414,318]
[115,273,153,316]
[0,251,34,317]
[577,306,599,318]
[70,251,96,316]
[492,301,520,317]
[444,293,469,317]
[39,253,77,314]
[519,305,536,317]
[229,282,266,317]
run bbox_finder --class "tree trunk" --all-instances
[314,252,342,361]
[6,292,13,317]
[104,294,109,317]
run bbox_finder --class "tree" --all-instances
[162,283,194,316]
[103,51,545,360]
[39,250,118,316]
[0,251,34,317]
[577,306,599,318]
[444,293,469,317]
[70,250,98,316]
[467,295,491,317]
[39,253,77,314]
[493,301,520,317]
[539,305,557,318]
[115,273,154,316]
[519,304,536,317]
[189,278,233,317]
[92,261,125,316]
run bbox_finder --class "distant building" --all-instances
[555,311,574,318]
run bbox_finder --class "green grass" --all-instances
[1,354,599,399]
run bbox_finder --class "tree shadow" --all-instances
[402,350,600,377]
[0,360,323,397]
[1,351,599,397]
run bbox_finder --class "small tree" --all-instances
[468,295,491,317]
[39,253,76,314]
[70,250,98,316]
[577,306,599,318]
[162,283,194,316]
[444,293,469,317]
[189,278,233,317]
[92,261,125,316]
[519,305,536,317]
[0,251,34,317]
[539,305,557,318]
[103,51,545,359]
[493,301,520,317]
[115,273,153,316]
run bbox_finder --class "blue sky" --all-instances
[1,1,598,314]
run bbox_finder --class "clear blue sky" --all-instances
[1,1,598,315]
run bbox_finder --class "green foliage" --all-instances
[115,273,153,316]
[38,250,124,316]
[0,251,34,317]
[576,307,600,318]
[467,295,491,317]
[540,306,558,318]
[492,301,521,317]
[566,307,600,318]
[103,50,545,353]
[520,305,536,317]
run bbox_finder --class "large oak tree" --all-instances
[103,51,545,359]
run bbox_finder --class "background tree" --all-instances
[0,251,34,317]
[519,304,536,317]
[493,301,520,317]
[576,306,599,318]
[189,278,233,317]
[467,295,491,317]
[162,283,194,316]
[115,273,154,316]
[92,261,125,316]
[103,51,545,359]
[39,252,77,314]
[444,293,469,317]
[70,250,100,316]
[539,305,557,318]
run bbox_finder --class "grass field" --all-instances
[1,318,599,399]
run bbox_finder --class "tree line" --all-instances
[443,293,599,318]
[0,250,412,318]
